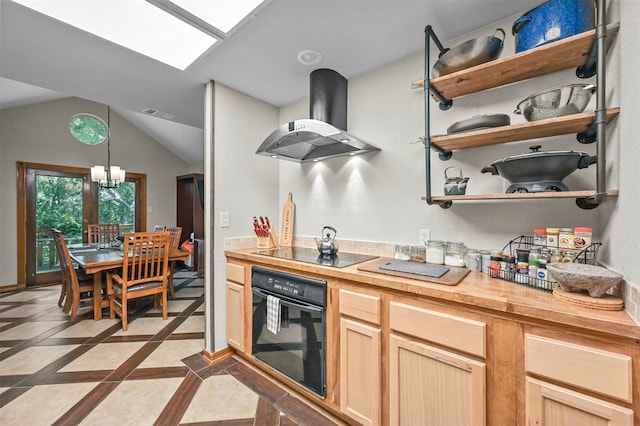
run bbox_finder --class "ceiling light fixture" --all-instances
[297,49,323,66]
[70,106,126,189]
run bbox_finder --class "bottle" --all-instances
[489,251,503,277]
[528,259,539,286]
[425,240,445,264]
[574,227,593,249]
[562,251,577,263]
[533,228,546,246]
[558,228,575,249]
[546,227,560,248]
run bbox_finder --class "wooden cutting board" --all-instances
[358,258,469,286]
[553,287,624,311]
[279,192,295,247]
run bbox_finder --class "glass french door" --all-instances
[19,163,145,287]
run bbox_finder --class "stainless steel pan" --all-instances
[431,29,505,78]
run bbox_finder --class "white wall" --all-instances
[213,83,279,350]
[0,97,193,286]
[273,1,638,322]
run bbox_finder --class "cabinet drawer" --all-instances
[226,263,245,285]
[525,334,632,402]
[339,289,381,325]
[389,302,485,358]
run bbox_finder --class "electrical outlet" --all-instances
[419,229,431,245]
[220,212,230,228]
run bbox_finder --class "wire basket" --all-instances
[490,235,601,292]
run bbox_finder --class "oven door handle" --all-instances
[252,287,324,313]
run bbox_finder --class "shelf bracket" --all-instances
[576,122,597,144]
[576,193,606,209]
[576,22,619,79]
[425,26,453,110]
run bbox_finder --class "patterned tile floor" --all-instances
[0,272,340,425]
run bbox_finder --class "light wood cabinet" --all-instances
[523,333,634,426]
[526,377,633,425]
[226,282,244,351]
[389,334,486,426]
[340,318,381,426]
[338,289,382,426]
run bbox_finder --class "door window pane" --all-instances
[35,175,84,274]
[99,182,136,234]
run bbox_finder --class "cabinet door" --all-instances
[389,334,485,426]
[526,377,633,426]
[226,282,244,351]
[340,318,381,426]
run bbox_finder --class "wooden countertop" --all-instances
[226,248,640,340]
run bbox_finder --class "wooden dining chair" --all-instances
[51,229,101,322]
[88,223,121,247]
[166,227,183,299]
[106,231,170,331]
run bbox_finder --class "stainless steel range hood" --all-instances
[256,69,381,163]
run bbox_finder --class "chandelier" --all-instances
[70,106,126,189]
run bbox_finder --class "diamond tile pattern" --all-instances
[0,273,342,425]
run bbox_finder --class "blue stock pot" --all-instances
[512,0,595,53]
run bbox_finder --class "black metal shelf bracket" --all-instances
[425,26,453,110]
[577,121,597,144]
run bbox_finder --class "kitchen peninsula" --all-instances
[225,246,639,426]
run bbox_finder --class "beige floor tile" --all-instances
[147,299,194,314]
[0,382,98,425]
[175,287,204,298]
[181,374,259,423]
[79,377,183,426]
[111,316,175,336]
[0,292,42,302]
[51,318,119,338]
[173,316,204,334]
[137,339,204,368]
[0,304,57,318]
[0,344,79,375]
[195,302,205,313]
[0,320,67,341]
[59,341,146,372]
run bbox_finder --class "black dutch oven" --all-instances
[481,145,597,193]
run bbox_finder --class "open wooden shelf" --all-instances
[412,24,619,101]
[432,108,620,151]
[424,190,619,203]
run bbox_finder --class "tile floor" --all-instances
[0,272,340,425]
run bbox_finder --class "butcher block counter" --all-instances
[225,248,640,426]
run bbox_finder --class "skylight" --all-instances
[11,0,265,70]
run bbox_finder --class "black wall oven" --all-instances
[251,266,327,398]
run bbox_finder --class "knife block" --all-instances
[256,228,277,249]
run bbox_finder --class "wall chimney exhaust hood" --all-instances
[255,69,381,163]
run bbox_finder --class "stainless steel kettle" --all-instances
[315,226,339,256]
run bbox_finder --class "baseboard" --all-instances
[202,346,235,364]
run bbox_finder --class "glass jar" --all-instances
[444,242,466,267]
[574,227,593,249]
[409,245,426,263]
[465,249,482,272]
[559,228,575,249]
[533,228,546,246]
[394,245,410,260]
[562,251,577,263]
[546,227,560,248]
[549,249,563,263]
[479,249,491,274]
[425,240,445,264]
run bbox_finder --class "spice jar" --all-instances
[558,228,575,249]
[574,227,592,249]
[425,240,445,264]
[546,227,560,248]
[549,249,563,263]
[562,251,577,263]
[489,251,503,277]
[444,242,466,267]
[533,228,546,246]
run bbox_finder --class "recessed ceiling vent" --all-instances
[142,108,177,121]
[255,69,381,163]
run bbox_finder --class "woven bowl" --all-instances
[546,263,623,298]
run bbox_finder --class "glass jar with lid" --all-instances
[533,228,546,246]
[549,249,564,263]
[465,249,482,272]
[425,240,445,264]
[444,242,466,267]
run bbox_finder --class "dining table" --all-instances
[69,245,190,320]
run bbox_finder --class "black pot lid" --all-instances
[492,145,589,164]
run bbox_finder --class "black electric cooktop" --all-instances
[252,247,378,268]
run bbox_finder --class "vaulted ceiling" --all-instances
[1,0,541,165]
